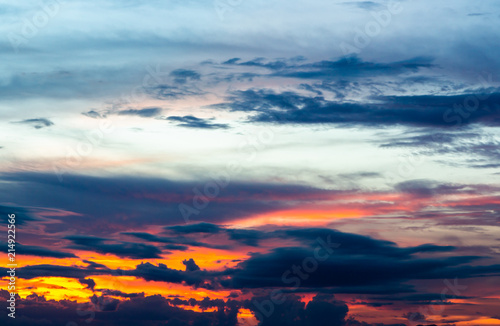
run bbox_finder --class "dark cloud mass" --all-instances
[4,226,499,296]
[0,290,240,326]
[211,89,500,128]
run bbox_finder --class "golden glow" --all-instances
[455,317,500,326]
[237,308,259,326]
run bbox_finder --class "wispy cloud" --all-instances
[12,118,54,129]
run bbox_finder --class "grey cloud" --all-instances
[117,107,162,117]
[163,115,230,129]
[12,118,54,129]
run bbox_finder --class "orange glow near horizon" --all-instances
[1,274,237,303]
[454,317,500,326]
[233,208,368,227]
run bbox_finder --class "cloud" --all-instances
[165,223,267,246]
[12,118,54,129]
[122,232,230,250]
[165,223,222,234]
[220,56,434,78]
[65,235,163,259]
[82,110,106,118]
[2,224,499,307]
[148,84,205,99]
[0,264,109,279]
[117,107,162,117]
[170,69,201,84]
[211,89,500,128]
[79,278,96,291]
[246,294,348,326]
[121,262,220,288]
[0,204,38,225]
[183,258,201,272]
[0,172,343,232]
[403,311,426,322]
[163,115,230,129]
[380,131,500,168]
[283,228,456,258]
[17,243,78,258]
[97,289,145,298]
[0,290,240,326]
[374,293,472,305]
[225,231,498,291]
[394,179,468,198]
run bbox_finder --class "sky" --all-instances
[1,0,500,325]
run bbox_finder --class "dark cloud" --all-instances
[65,235,163,259]
[164,115,230,129]
[117,107,162,117]
[403,311,426,322]
[3,225,500,307]
[1,172,497,236]
[122,232,230,250]
[163,244,189,251]
[0,291,240,326]
[17,243,78,258]
[223,57,289,70]
[222,58,241,64]
[0,172,341,233]
[170,69,201,84]
[83,260,108,269]
[373,293,473,304]
[166,223,266,247]
[183,258,201,272]
[0,204,38,225]
[97,289,145,298]
[0,264,109,279]
[12,118,54,129]
[165,222,222,234]
[225,230,498,291]
[226,228,265,247]
[283,228,456,259]
[0,260,213,288]
[246,294,348,326]
[344,318,406,326]
[82,110,106,118]
[121,262,220,288]
[220,56,432,79]
[79,278,96,291]
[211,89,500,128]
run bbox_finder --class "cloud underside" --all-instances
[212,89,500,128]
[4,224,499,296]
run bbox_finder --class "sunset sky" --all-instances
[1,0,500,325]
